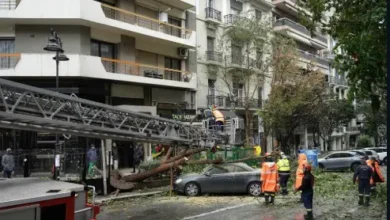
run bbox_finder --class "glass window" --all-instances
[220,165,235,172]
[234,165,249,172]
[164,57,182,81]
[207,37,215,51]
[0,39,15,69]
[327,153,340,159]
[364,151,373,155]
[340,153,353,158]
[208,166,228,174]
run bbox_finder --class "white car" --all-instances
[364,147,387,165]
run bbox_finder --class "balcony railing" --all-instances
[228,54,256,68]
[273,18,327,44]
[101,4,192,40]
[206,51,222,62]
[0,53,20,69]
[298,50,329,66]
[224,14,240,25]
[207,95,262,109]
[205,7,221,21]
[328,75,347,86]
[0,0,20,10]
[101,57,192,82]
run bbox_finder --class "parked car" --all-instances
[318,151,364,171]
[364,147,387,165]
[349,150,368,157]
[360,149,380,162]
[174,163,261,197]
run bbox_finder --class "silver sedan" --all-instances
[174,163,261,197]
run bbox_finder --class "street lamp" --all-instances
[43,28,69,180]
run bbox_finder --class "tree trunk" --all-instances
[163,149,202,164]
[245,108,252,145]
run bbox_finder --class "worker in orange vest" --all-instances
[261,152,279,205]
[294,164,315,220]
[366,156,385,193]
[212,105,225,132]
[295,153,308,203]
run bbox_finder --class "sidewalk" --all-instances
[95,186,170,204]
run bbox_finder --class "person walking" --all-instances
[261,152,279,205]
[276,153,290,195]
[295,153,308,203]
[2,148,15,178]
[112,142,119,170]
[87,144,97,178]
[133,144,144,173]
[366,156,384,194]
[294,164,315,220]
[353,159,374,206]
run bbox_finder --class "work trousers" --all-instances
[279,173,290,194]
[302,190,313,210]
[358,179,371,196]
[3,170,11,178]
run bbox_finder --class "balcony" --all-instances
[206,51,223,63]
[272,0,313,18]
[207,94,262,109]
[0,53,196,90]
[347,126,360,133]
[205,7,222,23]
[101,4,192,40]
[328,76,348,87]
[226,54,256,68]
[273,18,327,49]
[224,14,240,26]
[0,0,195,48]
[0,0,19,10]
[298,50,329,68]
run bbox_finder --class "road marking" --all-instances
[182,202,256,220]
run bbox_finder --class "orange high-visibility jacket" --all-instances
[295,153,307,189]
[212,109,224,123]
[366,159,385,184]
[261,162,279,193]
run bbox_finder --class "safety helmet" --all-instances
[304,164,312,172]
[280,152,285,156]
[265,152,271,157]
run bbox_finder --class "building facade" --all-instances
[0,0,197,170]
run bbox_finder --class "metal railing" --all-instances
[273,18,327,44]
[224,14,240,25]
[0,0,19,10]
[228,54,256,67]
[0,53,20,69]
[101,4,192,40]
[206,51,222,62]
[298,50,329,66]
[207,95,262,109]
[101,57,192,82]
[205,7,221,21]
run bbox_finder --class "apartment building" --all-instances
[271,0,358,151]
[196,0,274,145]
[0,0,197,167]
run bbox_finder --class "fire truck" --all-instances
[0,178,99,220]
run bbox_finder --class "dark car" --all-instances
[174,163,261,197]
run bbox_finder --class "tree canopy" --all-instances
[297,0,387,113]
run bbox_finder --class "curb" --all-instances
[96,190,167,204]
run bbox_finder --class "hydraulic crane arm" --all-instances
[0,78,220,146]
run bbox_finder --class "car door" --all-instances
[323,153,340,169]
[232,165,255,193]
[202,165,236,194]
[337,153,353,169]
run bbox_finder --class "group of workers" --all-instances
[260,151,385,220]
[203,105,225,132]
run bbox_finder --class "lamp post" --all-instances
[43,28,69,180]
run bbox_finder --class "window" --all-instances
[327,153,340,159]
[208,166,228,174]
[91,39,115,72]
[208,79,216,96]
[364,151,373,156]
[164,57,182,81]
[0,38,15,69]
[255,10,262,19]
[206,0,215,8]
[167,17,181,38]
[231,43,242,64]
[340,153,353,158]
[207,37,215,51]
[234,165,249,172]
[233,83,243,98]
[220,165,235,172]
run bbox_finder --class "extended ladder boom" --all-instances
[0,78,220,146]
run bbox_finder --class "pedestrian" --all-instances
[294,164,315,220]
[366,156,384,194]
[23,155,30,178]
[353,159,373,206]
[133,144,144,173]
[2,148,15,178]
[276,152,290,195]
[87,144,97,178]
[261,152,279,205]
[112,142,119,170]
[295,153,308,203]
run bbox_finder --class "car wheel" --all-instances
[383,157,387,166]
[351,163,359,172]
[184,182,200,197]
[247,182,262,197]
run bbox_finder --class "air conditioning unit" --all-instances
[178,48,189,58]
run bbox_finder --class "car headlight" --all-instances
[175,179,182,184]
